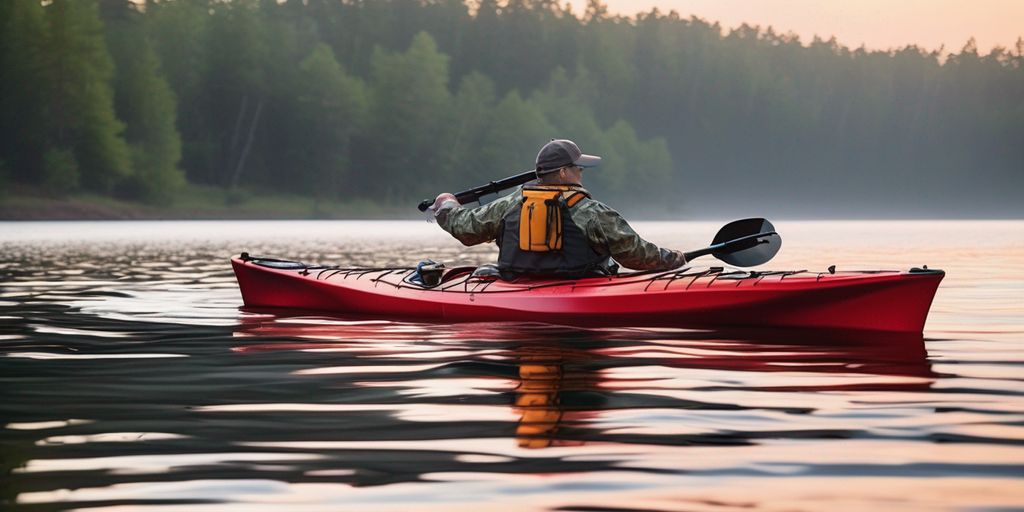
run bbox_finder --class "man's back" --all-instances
[432,139,685,277]
[437,185,684,276]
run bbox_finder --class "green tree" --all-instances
[144,0,212,184]
[0,0,50,183]
[359,31,453,201]
[44,0,131,193]
[443,72,498,187]
[204,0,269,189]
[41,147,80,196]
[530,67,605,153]
[477,90,555,175]
[115,38,184,202]
[604,121,673,204]
[104,8,183,203]
[295,43,368,200]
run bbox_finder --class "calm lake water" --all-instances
[2,220,1023,511]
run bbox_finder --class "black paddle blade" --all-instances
[711,218,781,267]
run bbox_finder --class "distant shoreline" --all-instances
[2,191,1020,222]
[0,185,417,221]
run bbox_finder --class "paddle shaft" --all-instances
[683,231,778,262]
[418,169,538,211]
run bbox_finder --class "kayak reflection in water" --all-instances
[515,349,566,449]
[229,317,934,452]
[513,342,601,449]
[431,139,687,279]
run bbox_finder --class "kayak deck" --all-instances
[231,256,944,333]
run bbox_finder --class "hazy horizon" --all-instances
[599,0,1022,54]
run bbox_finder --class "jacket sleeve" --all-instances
[584,202,686,271]
[436,193,518,246]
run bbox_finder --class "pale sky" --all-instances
[597,0,1023,54]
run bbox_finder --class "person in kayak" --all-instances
[431,139,687,278]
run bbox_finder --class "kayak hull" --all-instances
[231,257,944,333]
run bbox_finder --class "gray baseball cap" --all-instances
[535,139,602,173]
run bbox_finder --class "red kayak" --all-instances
[231,254,943,333]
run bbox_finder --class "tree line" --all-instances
[1,0,1021,216]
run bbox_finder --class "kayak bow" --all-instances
[231,255,944,334]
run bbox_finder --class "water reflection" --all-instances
[232,314,936,453]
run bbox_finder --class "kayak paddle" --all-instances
[417,168,538,211]
[683,218,781,267]
[418,171,780,268]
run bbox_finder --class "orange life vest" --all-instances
[497,185,608,278]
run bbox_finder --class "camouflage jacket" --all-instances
[436,185,686,271]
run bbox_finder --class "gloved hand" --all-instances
[431,192,459,214]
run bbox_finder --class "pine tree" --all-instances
[44,0,131,193]
[204,0,269,189]
[109,26,184,203]
[443,72,498,188]
[144,0,212,185]
[295,43,368,200]
[477,91,555,174]
[0,0,51,184]
[360,32,453,200]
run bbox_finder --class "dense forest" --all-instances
[1,0,1021,217]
